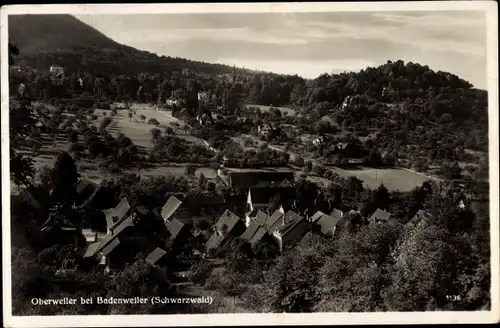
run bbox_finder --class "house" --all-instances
[83,214,136,272]
[73,179,109,210]
[246,186,296,213]
[81,228,107,243]
[258,124,277,136]
[146,247,167,266]
[228,171,295,189]
[206,210,246,252]
[271,211,309,253]
[408,210,435,228]
[50,65,64,76]
[310,209,343,237]
[240,211,270,247]
[196,113,214,125]
[341,96,353,109]
[313,136,325,147]
[368,208,392,224]
[264,207,286,232]
[197,91,210,103]
[165,98,185,108]
[161,196,186,242]
[105,197,132,233]
[244,209,268,228]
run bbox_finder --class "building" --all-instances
[244,209,268,228]
[408,209,435,228]
[146,247,167,266]
[73,179,109,211]
[161,196,186,243]
[197,91,210,103]
[310,209,343,237]
[50,65,64,76]
[240,211,270,247]
[368,208,392,224]
[105,198,132,233]
[246,186,296,213]
[264,207,286,232]
[270,210,309,253]
[313,136,325,147]
[165,98,185,108]
[83,214,136,272]
[206,210,246,252]
[227,171,295,189]
[258,124,278,136]
[196,113,214,125]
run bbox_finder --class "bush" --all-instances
[147,118,160,126]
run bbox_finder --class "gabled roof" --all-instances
[248,186,296,206]
[312,210,342,236]
[75,180,102,206]
[85,216,135,258]
[278,211,305,236]
[369,208,392,223]
[254,210,269,225]
[146,247,167,265]
[249,227,268,246]
[165,218,185,241]
[409,209,434,226]
[161,196,183,222]
[102,238,121,256]
[106,198,131,229]
[206,210,242,250]
[265,208,285,232]
[83,242,101,258]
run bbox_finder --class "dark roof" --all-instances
[312,210,342,236]
[241,221,261,241]
[369,208,392,223]
[74,180,103,209]
[229,171,295,189]
[248,187,296,206]
[265,208,285,232]
[409,210,434,227]
[85,216,135,258]
[165,218,185,241]
[146,247,167,265]
[278,211,305,236]
[161,196,183,221]
[206,210,242,250]
[106,198,131,229]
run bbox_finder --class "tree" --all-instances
[165,126,174,136]
[139,114,146,123]
[198,172,207,189]
[51,152,79,205]
[185,164,196,177]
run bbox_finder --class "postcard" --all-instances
[1,1,498,327]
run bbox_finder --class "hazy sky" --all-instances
[76,11,487,89]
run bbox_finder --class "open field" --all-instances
[328,166,440,192]
[245,104,296,116]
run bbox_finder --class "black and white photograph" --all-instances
[2,2,498,326]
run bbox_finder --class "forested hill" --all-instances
[8,14,249,77]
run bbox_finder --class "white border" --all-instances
[1,2,499,327]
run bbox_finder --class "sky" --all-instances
[76,11,488,89]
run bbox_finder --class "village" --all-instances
[8,29,490,313]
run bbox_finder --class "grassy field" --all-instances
[328,166,440,192]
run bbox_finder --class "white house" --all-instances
[50,65,64,75]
